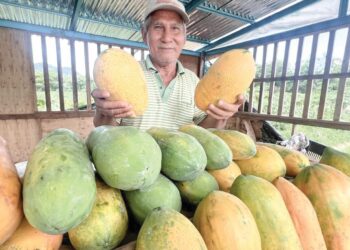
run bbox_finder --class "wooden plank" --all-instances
[267,42,278,114]
[257,45,267,113]
[56,37,65,111]
[303,33,319,119]
[84,41,92,110]
[289,36,304,117]
[0,119,41,163]
[235,112,350,130]
[40,117,94,140]
[0,28,36,114]
[141,50,145,61]
[277,40,290,116]
[248,46,258,113]
[0,111,95,120]
[69,39,79,111]
[41,35,51,112]
[253,72,350,82]
[318,31,335,119]
[334,27,350,121]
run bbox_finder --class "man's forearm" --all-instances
[93,111,118,127]
[198,115,228,129]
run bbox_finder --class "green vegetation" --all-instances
[251,58,350,153]
[35,66,96,111]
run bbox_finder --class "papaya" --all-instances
[23,129,96,234]
[0,218,63,250]
[319,146,350,176]
[176,170,219,205]
[293,163,350,249]
[92,126,162,190]
[0,136,23,244]
[85,125,114,153]
[93,48,148,116]
[68,178,128,250]
[193,191,261,250]
[195,49,255,111]
[209,128,256,160]
[124,174,181,224]
[207,161,241,192]
[235,145,286,182]
[273,177,327,250]
[136,207,207,250]
[147,127,206,181]
[258,142,310,177]
[230,175,302,250]
[179,124,232,169]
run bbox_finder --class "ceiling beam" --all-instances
[182,0,254,23]
[196,2,255,23]
[185,0,206,13]
[69,0,83,31]
[199,0,320,52]
[79,15,209,44]
[339,0,349,17]
[0,19,201,56]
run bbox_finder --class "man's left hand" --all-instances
[206,94,245,120]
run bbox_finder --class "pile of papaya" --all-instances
[1,123,350,250]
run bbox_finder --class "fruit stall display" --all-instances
[1,123,350,250]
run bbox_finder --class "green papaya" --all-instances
[23,128,96,234]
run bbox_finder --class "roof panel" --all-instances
[0,2,70,29]
[0,0,335,53]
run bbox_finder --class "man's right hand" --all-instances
[92,89,135,126]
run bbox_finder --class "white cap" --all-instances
[144,0,190,24]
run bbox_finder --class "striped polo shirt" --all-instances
[117,55,207,130]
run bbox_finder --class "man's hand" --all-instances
[206,94,245,120]
[199,94,245,129]
[92,89,135,126]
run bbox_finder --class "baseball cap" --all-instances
[144,0,190,24]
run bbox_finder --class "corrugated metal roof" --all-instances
[0,0,320,52]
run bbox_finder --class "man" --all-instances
[92,0,244,130]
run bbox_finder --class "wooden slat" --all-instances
[69,39,79,111]
[55,37,65,111]
[236,112,350,130]
[267,42,278,114]
[302,33,319,118]
[277,40,290,116]
[0,111,95,120]
[141,50,145,60]
[257,45,267,113]
[318,31,335,119]
[84,41,92,111]
[248,46,258,112]
[253,72,350,82]
[41,35,51,112]
[97,43,101,54]
[334,27,350,121]
[289,36,304,117]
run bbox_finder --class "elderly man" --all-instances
[92,0,244,130]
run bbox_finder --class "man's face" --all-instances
[142,10,186,67]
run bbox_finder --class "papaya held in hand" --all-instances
[195,49,256,111]
[93,48,148,116]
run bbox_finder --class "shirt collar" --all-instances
[145,54,185,75]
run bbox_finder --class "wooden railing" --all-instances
[233,24,350,131]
